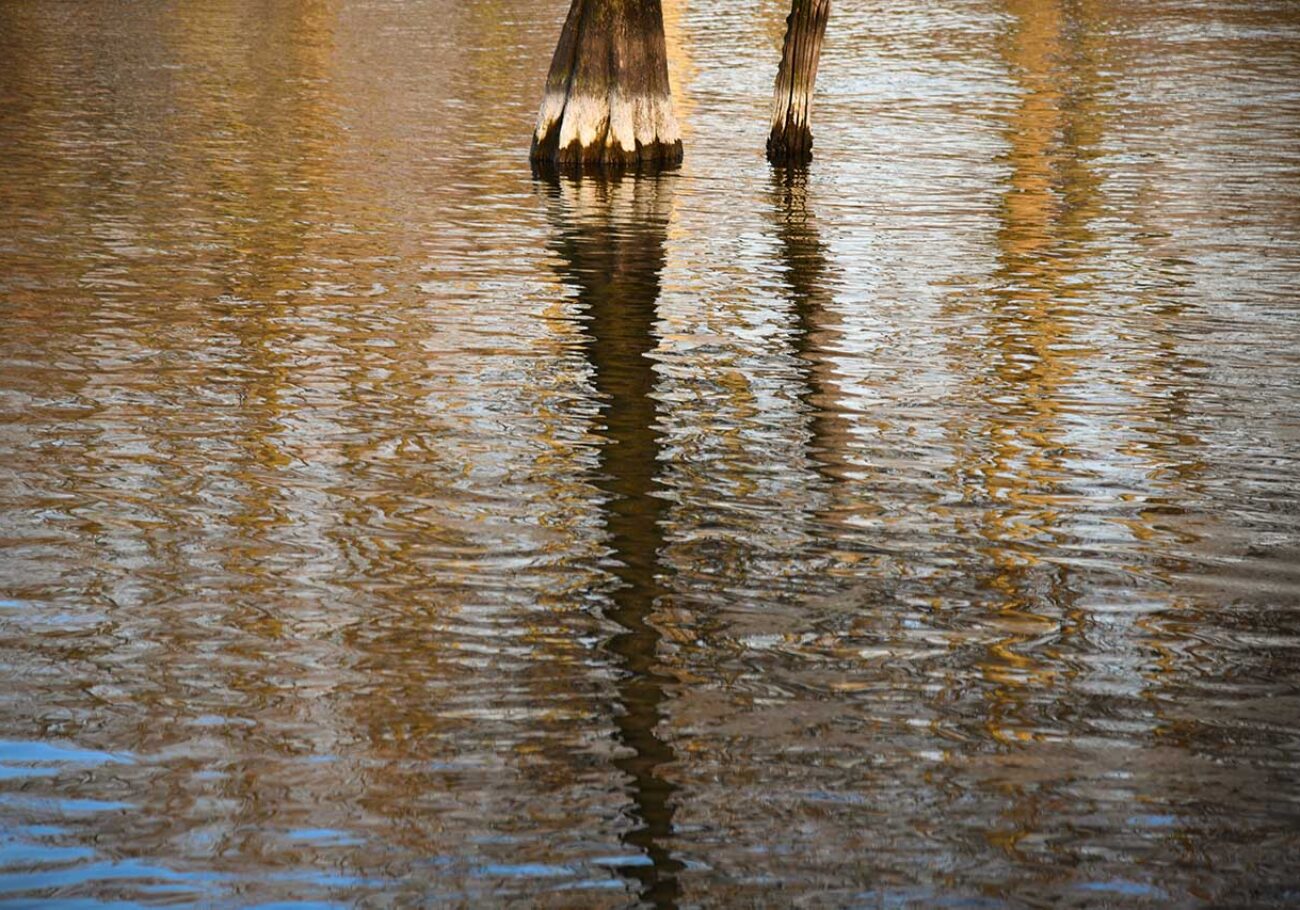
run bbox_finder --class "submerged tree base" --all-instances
[531,0,683,171]
[767,0,831,167]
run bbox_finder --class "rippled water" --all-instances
[2,0,1299,905]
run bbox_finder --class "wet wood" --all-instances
[767,0,831,166]
[531,0,683,170]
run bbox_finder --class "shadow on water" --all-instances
[540,172,682,909]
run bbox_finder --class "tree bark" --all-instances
[767,0,831,167]
[532,0,683,170]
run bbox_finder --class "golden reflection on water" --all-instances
[1,0,1299,905]
[974,0,1106,741]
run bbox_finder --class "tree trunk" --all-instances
[767,0,831,167]
[532,0,683,170]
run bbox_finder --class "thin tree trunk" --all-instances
[767,0,831,166]
[532,0,683,170]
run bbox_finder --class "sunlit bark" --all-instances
[531,0,683,170]
[767,0,831,166]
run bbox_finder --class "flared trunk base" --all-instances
[532,94,683,171]
[531,0,683,171]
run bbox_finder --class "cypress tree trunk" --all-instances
[767,0,831,166]
[532,0,683,170]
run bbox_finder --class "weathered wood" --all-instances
[532,0,683,170]
[767,0,831,166]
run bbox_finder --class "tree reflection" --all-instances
[769,168,846,487]
[542,173,682,908]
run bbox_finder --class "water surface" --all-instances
[1,0,1299,905]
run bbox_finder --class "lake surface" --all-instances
[2,0,1299,906]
